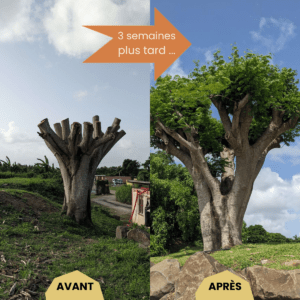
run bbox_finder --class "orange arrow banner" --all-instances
[83,8,191,80]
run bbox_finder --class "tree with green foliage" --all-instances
[151,45,300,251]
[121,159,140,179]
[137,156,150,181]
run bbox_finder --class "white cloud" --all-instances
[162,58,188,78]
[0,0,150,58]
[250,17,296,53]
[245,167,300,237]
[204,50,214,62]
[0,0,40,42]
[117,139,134,149]
[73,90,88,101]
[0,121,42,144]
[268,141,300,165]
[43,0,150,57]
[196,45,221,64]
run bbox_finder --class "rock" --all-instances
[150,259,181,300]
[116,226,129,239]
[261,259,270,265]
[160,292,175,300]
[174,252,248,300]
[283,260,300,267]
[139,243,149,249]
[150,261,155,268]
[127,228,150,247]
[243,265,300,299]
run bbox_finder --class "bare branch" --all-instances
[38,119,69,155]
[156,120,195,151]
[93,116,103,138]
[88,133,115,155]
[80,122,94,153]
[61,118,70,141]
[254,109,299,155]
[68,122,82,156]
[210,96,232,133]
[100,130,126,160]
[253,136,282,181]
[155,140,193,171]
[54,123,62,139]
[231,94,250,135]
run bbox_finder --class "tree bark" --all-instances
[38,115,126,226]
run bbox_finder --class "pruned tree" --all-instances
[38,115,126,226]
[151,46,300,251]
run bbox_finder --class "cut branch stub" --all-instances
[68,122,82,156]
[54,123,62,139]
[80,122,94,153]
[61,118,70,141]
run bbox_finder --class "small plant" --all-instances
[0,156,12,174]
[115,184,132,204]
[35,156,50,173]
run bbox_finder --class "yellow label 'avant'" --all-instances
[196,270,254,300]
[46,270,104,300]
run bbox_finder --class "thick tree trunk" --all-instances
[189,147,256,251]
[195,184,253,251]
[60,155,95,226]
[38,116,125,226]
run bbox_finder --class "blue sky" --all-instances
[151,0,300,238]
[0,0,150,169]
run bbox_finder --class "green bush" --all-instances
[246,225,268,243]
[115,185,132,204]
[26,172,35,178]
[0,172,13,179]
[267,232,289,244]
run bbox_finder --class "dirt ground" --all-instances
[0,191,59,220]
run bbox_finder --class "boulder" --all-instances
[174,252,248,300]
[243,265,300,300]
[283,260,300,267]
[127,228,150,247]
[116,226,129,239]
[150,259,181,300]
[152,253,300,300]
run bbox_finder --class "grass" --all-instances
[0,176,64,205]
[0,179,149,300]
[150,240,300,271]
[109,186,122,191]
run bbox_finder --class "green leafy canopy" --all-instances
[151,45,300,150]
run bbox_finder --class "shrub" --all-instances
[267,232,289,244]
[246,225,268,243]
[115,185,132,204]
[26,172,35,178]
[0,172,13,179]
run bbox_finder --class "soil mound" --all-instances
[0,190,59,219]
